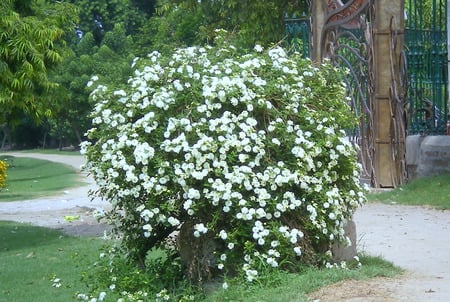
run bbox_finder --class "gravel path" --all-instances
[1,152,449,301]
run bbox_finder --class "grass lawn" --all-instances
[203,256,400,302]
[0,221,105,302]
[0,155,86,202]
[368,173,450,210]
[0,221,401,302]
[20,148,82,156]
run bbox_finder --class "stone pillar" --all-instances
[372,1,405,187]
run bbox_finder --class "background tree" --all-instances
[135,5,204,55]
[68,0,156,37]
[0,0,78,148]
[155,0,310,48]
[47,23,135,148]
[1,0,314,149]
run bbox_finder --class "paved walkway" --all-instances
[1,152,449,301]
[354,203,450,302]
[0,152,110,236]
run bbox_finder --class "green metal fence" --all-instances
[284,13,311,57]
[405,0,449,135]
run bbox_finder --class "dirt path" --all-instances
[1,152,450,301]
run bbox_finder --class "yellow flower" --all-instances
[0,160,8,189]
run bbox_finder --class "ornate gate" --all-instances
[311,1,407,187]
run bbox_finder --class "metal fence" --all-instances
[284,13,311,57]
[405,0,449,135]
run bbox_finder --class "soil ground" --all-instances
[1,152,449,301]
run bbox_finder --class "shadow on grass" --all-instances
[0,221,65,252]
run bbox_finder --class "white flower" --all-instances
[194,223,208,236]
[168,216,180,226]
[77,294,89,301]
[254,44,263,52]
[52,277,62,288]
[219,230,228,240]
[143,224,152,237]
[271,138,281,146]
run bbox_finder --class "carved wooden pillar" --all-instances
[372,1,405,187]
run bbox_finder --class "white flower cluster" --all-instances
[82,37,366,286]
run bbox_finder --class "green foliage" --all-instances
[156,0,310,48]
[135,6,204,55]
[68,0,155,36]
[47,24,135,146]
[0,0,78,123]
[83,245,195,301]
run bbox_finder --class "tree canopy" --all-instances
[1,0,314,149]
[0,0,78,123]
[156,0,310,48]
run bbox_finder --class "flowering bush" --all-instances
[81,31,365,298]
[0,160,7,189]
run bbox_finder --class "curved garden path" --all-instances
[1,152,449,301]
[0,152,110,236]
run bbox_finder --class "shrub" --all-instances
[0,160,7,189]
[81,31,366,300]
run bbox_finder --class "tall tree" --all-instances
[0,0,78,123]
[155,0,310,48]
[68,0,156,37]
[48,23,135,147]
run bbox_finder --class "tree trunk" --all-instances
[42,131,47,149]
[1,124,11,149]
[71,122,83,148]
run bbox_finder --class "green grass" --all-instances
[368,173,450,210]
[0,221,105,302]
[0,221,402,302]
[0,156,86,201]
[203,256,401,302]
